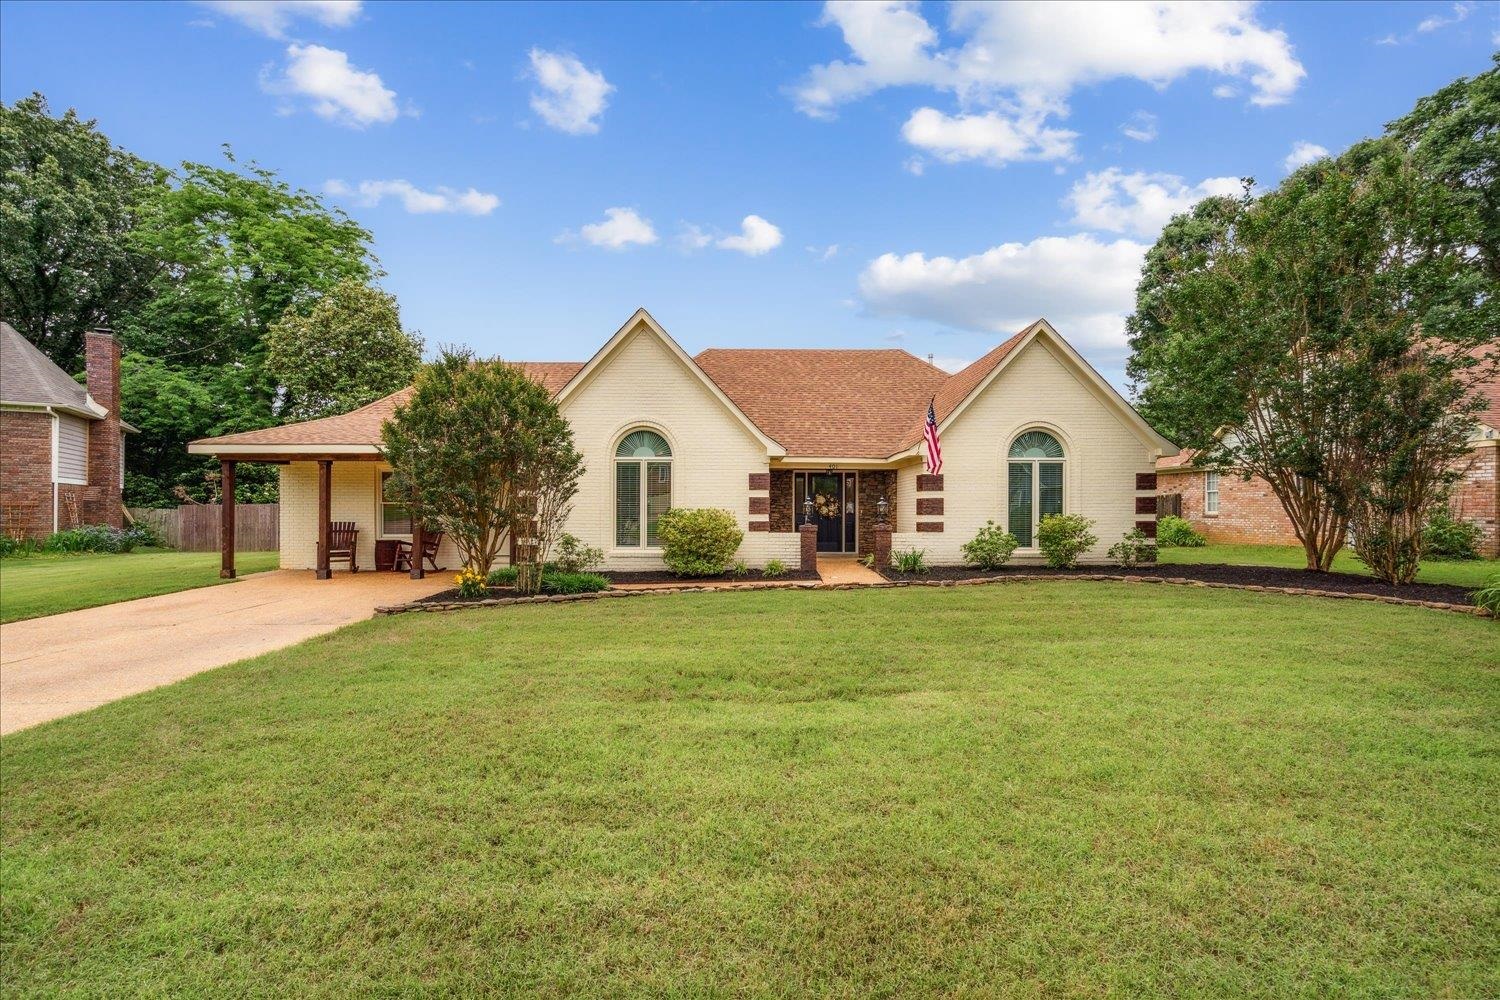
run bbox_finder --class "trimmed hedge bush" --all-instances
[1037,513,1097,569]
[657,508,743,577]
[961,520,1019,569]
[1156,515,1206,548]
[1423,511,1482,561]
[1107,528,1157,568]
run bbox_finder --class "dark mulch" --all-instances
[878,562,1478,606]
[601,568,820,584]
[416,587,528,604]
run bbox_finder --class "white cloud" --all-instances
[199,0,360,39]
[324,179,499,215]
[564,207,658,250]
[262,44,399,127]
[1282,140,1330,172]
[901,107,1078,166]
[807,244,840,261]
[794,1,1306,117]
[716,215,784,256]
[1212,84,1239,98]
[1066,169,1242,238]
[528,48,613,135]
[1418,2,1473,33]
[858,234,1148,357]
[677,223,714,251]
[1120,110,1158,143]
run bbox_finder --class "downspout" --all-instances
[46,406,58,533]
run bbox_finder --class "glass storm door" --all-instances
[795,472,857,553]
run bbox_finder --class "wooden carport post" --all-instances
[409,519,425,580]
[219,460,236,579]
[315,460,332,580]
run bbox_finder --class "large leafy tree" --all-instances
[265,279,423,421]
[1128,134,1493,573]
[381,350,582,593]
[0,92,163,367]
[119,153,379,505]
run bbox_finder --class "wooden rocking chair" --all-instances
[328,521,359,573]
[394,530,446,573]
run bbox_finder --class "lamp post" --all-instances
[803,495,815,526]
[876,495,889,527]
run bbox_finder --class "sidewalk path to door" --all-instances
[1,570,446,736]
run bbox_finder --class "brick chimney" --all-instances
[83,327,124,526]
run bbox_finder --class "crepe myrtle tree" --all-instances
[380,348,582,594]
[1127,134,1494,574]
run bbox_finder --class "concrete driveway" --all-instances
[1,570,446,735]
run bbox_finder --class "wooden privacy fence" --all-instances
[129,504,279,552]
[1157,493,1182,518]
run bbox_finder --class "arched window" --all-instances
[1007,430,1065,548]
[615,430,672,547]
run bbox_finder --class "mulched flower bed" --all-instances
[879,562,1479,606]
[416,586,530,605]
[601,568,821,584]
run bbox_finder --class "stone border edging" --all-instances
[374,573,1491,618]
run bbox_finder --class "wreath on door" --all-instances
[813,492,841,518]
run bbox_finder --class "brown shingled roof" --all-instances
[191,361,583,448]
[695,348,948,458]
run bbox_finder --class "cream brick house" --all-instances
[190,309,1175,576]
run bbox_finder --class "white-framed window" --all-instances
[1006,430,1065,548]
[379,471,412,537]
[1205,471,1221,515]
[615,429,672,547]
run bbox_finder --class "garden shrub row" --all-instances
[0,523,161,558]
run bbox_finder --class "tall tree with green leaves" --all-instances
[381,350,582,592]
[1126,130,1493,574]
[0,92,163,367]
[266,279,423,421]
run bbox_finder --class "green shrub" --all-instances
[728,559,749,579]
[0,535,42,558]
[657,508,743,577]
[1472,577,1500,619]
[553,533,603,573]
[41,524,157,554]
[1107,528,1157,568]
[762,558,787,578]
[486,566,519,587]
[541,571,608,595]
[1156,515,1206,548]
[889,547,928,574]
[454,567,487,598]
[961,520,1019,569]
[1423,510,1482,560]
[1036,513,1097,569]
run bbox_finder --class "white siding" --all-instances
[56,415,88,484]
[559,326,771,570]
[278,462,463,571]
[905,337,1156,565]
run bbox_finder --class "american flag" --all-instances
[923,398,943,475]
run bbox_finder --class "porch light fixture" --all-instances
[876,495,889,526]
[803,495,814,525]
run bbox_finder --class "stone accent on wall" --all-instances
[1136,519,1157,538]
[857,469,896,557]
[0,409,55,538]
[749,520,769,532]
[1135,495,1156,515]
[1136,472,1157,492]
[769,469,795,532]
[916,497,943,516]
[749,495,769,515]
[916,521,944,532]
[916,474,944,492]
[748,472,769,490]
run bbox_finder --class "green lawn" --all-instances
[0,549,280,623]
[3,584,1496,996]
[1158,541,1499,589]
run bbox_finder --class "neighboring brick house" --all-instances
[0,322,131,539]
[1157,372,1500,556]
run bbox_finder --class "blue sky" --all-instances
[2,1,1495,391]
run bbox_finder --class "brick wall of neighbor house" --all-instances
[769,469,795,532]
[857,470,896,556]
[0,409,55,539]
[80,331,124,527]
[1158,468,1302,546]
[1452,443,1499,557]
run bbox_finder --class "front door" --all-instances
[795,472,857,552]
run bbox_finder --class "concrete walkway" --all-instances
[815,556,888,586]
[0,570,446,736]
